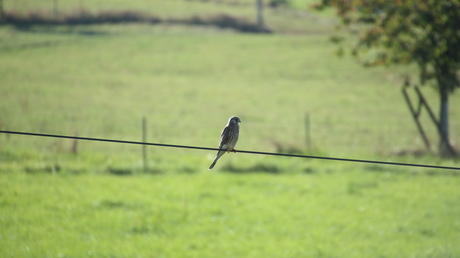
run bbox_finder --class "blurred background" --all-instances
[2,0,458,172]
[1,0,459,257]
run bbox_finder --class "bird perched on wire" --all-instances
[209,116,241,170]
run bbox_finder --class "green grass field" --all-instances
[2,171,460,257]
[1,0,460,257]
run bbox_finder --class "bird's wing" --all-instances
[219,126,231,146]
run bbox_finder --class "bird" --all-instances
[209,116,241,170]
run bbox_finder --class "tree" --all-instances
[313,0,459,156]
[0,0,4,21]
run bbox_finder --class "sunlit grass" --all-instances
[1,170,460,257]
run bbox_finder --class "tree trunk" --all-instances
[0,0,4,21]
[436,62,457,157]
[438,90,456,157]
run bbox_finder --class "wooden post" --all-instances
[256,0,264,29]
[401,86,432,151]
[142,117,148,173]
[53,0,59,18]
[414,86,456,156]
[79,0,84,13]
[305,113,311,152]
[70,131,78,154]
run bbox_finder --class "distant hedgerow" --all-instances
[1,9,271,33]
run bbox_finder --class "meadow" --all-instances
[2,170,460,257]
[1,0,460,257]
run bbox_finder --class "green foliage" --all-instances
[313,0,460,157]
[313,0,460,93]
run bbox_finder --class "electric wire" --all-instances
[0,130,459,171]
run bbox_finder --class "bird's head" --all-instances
[229,116,241,124]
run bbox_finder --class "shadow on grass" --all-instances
[348,181,379,196]
[106,167,163,176]
[24,163,61,174]
[0,39,72,52]
[220,162,281,174]
[94,199,129,209]
[364,163,460,177]
[12,25,109,36]
[106,166,198,175]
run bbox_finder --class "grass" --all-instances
[1,0,460,256]
[1,24,458,168]
[2,171,460,257]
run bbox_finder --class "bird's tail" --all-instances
[209,159,218,170]
[209,152,223,170]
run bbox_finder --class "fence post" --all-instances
[52,0,57,18]
[142,117,148,173]
[256,0,264,29]
[305,112,311,152]
[401,86,432,152]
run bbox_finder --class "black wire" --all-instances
[0,130,459,171]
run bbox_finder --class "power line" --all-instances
[0,130,459,171]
